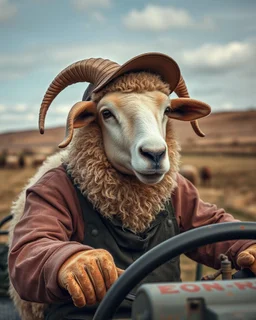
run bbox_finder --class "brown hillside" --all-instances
[173,110,256,155]
[0,110,256,155]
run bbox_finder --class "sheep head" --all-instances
[39,53,211,185]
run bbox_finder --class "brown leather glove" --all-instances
[237,244,256,274]
[58,249,124,307]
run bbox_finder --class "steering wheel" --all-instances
[93,222,256,320]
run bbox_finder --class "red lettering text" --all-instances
[234,282,256,290]
[158,285,179,294]
[202,283,225,292]
[180,284,201,293]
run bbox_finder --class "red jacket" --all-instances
[8,165,255,303]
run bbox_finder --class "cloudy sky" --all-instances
[0,0,255,133]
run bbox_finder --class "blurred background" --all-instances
[0,0,255,280]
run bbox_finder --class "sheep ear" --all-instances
[168,98,211,121]
[73,101,97,128]
[58,101,97,148]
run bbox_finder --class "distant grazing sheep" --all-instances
[5,155,20,169]
[179,164,199,186]
[31,154,47,167]
[18,154,25,168]
[0,152,7,168]
[200,166,212,186]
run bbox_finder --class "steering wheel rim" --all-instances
[93,222,256,320]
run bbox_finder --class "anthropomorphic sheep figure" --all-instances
[8,53,256,320]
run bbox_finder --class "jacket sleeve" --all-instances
[8,167,91,303]
[172,173,256,270]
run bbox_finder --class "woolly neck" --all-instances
[64,121,180,234]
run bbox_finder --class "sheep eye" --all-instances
[102,109,113,120]
[164,106,171,115]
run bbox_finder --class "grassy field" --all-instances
[0,167,37,220]
[181,154,256,220]
[0,153,255,280]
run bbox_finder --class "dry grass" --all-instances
[0,167,37,219]
[181,154,256,220]
[0,167,37,243]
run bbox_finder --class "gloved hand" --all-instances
[237,244,256,274]
[58,249,124,307]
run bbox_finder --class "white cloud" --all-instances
[0,0,17,22]
[71,0,111,10]
[221,102,234,111]
[55,104,74,114]
[182,41,256,71]
[123,5,214,31]
[0,104,6,112]
[1,38,255,83]
[26,113,36,121]
[15,103,28,112]
[47,42,153,66]
[0,42,152,80]
[0,52,41,79]
[0,113,14,120]
[0,113,38,127]
[0,52,39,68]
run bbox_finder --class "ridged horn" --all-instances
[39,58,120,134]
[174,75,205,137]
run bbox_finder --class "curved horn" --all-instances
[58,101,97,148]
[39,58,119,134]
[174,76,205,137]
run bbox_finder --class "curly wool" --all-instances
[92,72,170,102]
[64,120,180,234]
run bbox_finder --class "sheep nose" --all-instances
[140,147,166,168]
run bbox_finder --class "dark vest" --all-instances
[45,180,180,320]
